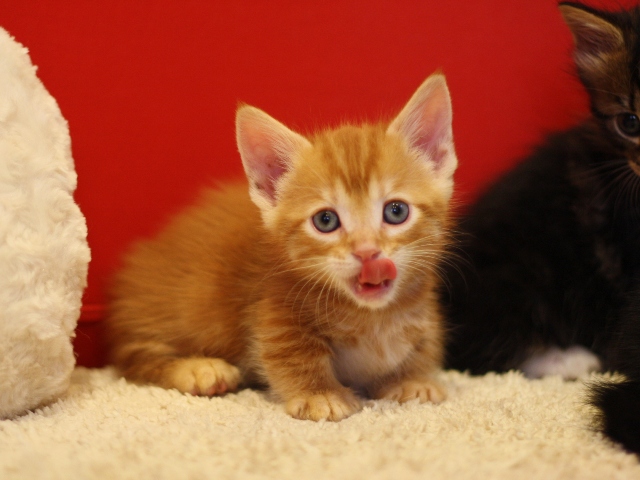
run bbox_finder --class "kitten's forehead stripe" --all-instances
[580,6,640,113]
[628,9,640,106]
[313,125,384,197]
[630,38,639,108]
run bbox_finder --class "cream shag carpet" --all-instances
[0,367,638,480]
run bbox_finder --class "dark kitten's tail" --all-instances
[590,379,640,454]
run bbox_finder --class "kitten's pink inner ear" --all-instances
[245,143,286,200]
[388,74,454,171]
[236,106,311,207]
[411,88,452,169]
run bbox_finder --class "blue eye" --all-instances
[312,210,341,233]
[383,201,409,225]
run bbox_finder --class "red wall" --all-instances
[2,0,635,366]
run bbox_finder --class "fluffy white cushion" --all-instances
[0,27,90,418]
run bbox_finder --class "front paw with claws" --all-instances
[374,379,446,404]
[286,389,362,421]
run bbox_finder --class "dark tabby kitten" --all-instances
[443,2,640,454]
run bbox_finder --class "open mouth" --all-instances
[350,256,397,303]
[352,278,393,300]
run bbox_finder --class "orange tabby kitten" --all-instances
[106,72,458,421]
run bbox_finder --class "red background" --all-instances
[2,0,636,366]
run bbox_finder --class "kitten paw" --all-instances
[286,389,362,421]
[167,357,241,396]
[375,379,446,404]
[520,345,601,380]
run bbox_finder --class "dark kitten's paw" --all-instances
[519,346,601,380]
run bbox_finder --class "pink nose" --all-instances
[353,249,381,262]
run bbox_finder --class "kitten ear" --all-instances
[559,3,624,74]
[236,105,312,212]
[387,73,457,182]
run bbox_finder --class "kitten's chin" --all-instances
[350,279,395,309]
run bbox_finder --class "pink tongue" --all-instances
[358,258,397,285]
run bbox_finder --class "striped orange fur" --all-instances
[106,72,458,421]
